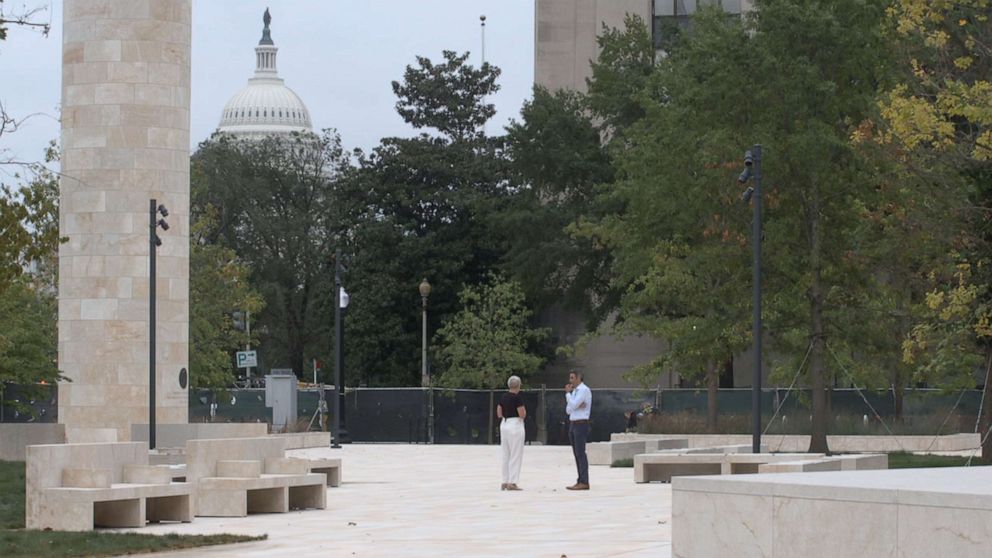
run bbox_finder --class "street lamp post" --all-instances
[332,249,349,448]
[419,279,432,387]
[419,278,432,443]
[738,145,763,454]
[149,200,169,450]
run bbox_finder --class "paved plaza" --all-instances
[135,444,672,557]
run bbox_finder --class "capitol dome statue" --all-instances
[217,9,313,138]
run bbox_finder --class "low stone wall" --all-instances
[131,423,269,449]
[0,423,65,461]
[610,432,979,452]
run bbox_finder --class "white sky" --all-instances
[0,0,535,169]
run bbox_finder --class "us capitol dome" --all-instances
[217,9,313,138]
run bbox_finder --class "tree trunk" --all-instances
[808,181,830,454]
[720,356,734,388]
[893,380,904,422]
[706,362,719,433]
[982,348,992,464]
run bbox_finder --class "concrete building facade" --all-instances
[535,0,753,92]
[58,0,192,439]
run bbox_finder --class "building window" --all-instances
[653,0,742,51]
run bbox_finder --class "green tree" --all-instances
[0,144,62,395]
[0,145,64,397]
[503,86,616,321]
[190,131,350,378]
[579,2,893,451]
[189,206,264,389]
[336,50,511,386]
[0,278,58,386]
[573,11,753,431]
[392,50,500,141]
[433,275,547,389]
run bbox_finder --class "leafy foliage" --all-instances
[190,131,349,377]
[0,144,62,387]
[433,276,547,389]
[189,206,264,389]
[335,52,511,386]
[503,86,616,321]
[391,50,500,141]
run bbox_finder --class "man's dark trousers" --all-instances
[569,421,590,485]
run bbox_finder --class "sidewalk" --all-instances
[138,443,672,557]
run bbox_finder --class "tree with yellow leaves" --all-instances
[881,0,992,461]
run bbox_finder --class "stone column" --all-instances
[59,0,191,440]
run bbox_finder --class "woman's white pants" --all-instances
[500,417,525,484]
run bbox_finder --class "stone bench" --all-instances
[758,458,843,473]
[26,442,193,531]
[634,452,825,483]
[757,453,888,473]
[186,437,326,517]
[307,457,342,487]
[588,439,690,466]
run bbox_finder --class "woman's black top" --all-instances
[499,392,524,418]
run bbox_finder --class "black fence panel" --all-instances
[344,388,427,443]
[3,384,986,443]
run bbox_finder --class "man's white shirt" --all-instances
[565,382,592,421]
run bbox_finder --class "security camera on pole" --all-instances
[149,200,170,450]
[738,146,763,454]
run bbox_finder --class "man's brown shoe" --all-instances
[566,483,590,490]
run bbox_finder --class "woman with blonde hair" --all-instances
[497,375,527,490]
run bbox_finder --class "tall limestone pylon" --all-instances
[59,0,191,440]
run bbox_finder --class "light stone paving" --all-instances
[129,444,673,557]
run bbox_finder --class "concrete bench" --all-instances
[758,458,843,473]
[26,442,193,531]
[307,457,342,487]
[831,453,888,470]
[634,452,825,483]
[186,437,326,517]
[589,439,690,466]
[757,453,888,473]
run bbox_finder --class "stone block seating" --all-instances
[26,442,193,531]
[307,457,342,487]
[185,436,327,517]
[588,439,690,466]
[757,454,888,474]
[635,449,889,482]
[635,452,826,483]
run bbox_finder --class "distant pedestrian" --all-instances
[565,370,592,490]
[624,410,638,433]
[497,375,526,491]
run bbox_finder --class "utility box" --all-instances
[265,371,297,431]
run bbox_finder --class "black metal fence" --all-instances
[3,384,984,444]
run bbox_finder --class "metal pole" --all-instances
[752,144,763,454]
[332,249,342,449]
[245,311,251,385]
[149,199,157,451]
[421,301,428,388]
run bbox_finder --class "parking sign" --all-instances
[236,350,257,368]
